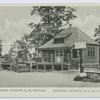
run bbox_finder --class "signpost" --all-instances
[75,41,86,73]
[75,41,86,49]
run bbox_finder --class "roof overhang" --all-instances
[38,47,70,51]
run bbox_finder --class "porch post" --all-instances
[0,57,2,70]
[30,61,33,72]
[44,64,46,70]
[52,65,54,70]
[61,64,64,70]
[10,62,12,71]
[52,50,55,70]
[37,64,39,70]
[69,49,72,70]
[77,50,80,69]
[61,50,64,70]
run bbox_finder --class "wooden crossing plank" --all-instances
[84,68,100,74]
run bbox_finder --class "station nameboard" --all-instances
[75,41,86,49]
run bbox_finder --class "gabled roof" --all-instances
[39,27,98,50]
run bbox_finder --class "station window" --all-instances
[56,50,63,56]
[88,47,95,57]
[54,38,64,44]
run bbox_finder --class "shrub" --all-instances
[74,73,100,82]
[74,75,86,81]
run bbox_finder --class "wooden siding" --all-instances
[83,45,99,64]
[41,50,55,62]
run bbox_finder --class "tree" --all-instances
[17,34,32,60]
[9,34,32,61]
[94,25,100,40]
[0,40,2,56]
[29,6,77,48]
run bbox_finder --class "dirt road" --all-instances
[0,70,100,87]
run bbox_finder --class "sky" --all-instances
[0,5,100,54]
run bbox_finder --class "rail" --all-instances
[9,57,17,71]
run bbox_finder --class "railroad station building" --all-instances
[39,26,99,70]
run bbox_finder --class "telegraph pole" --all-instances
[0,40,2,70]
[75,41,86,73]
[79,49,84,73]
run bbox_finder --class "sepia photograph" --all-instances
[0,4,100,89]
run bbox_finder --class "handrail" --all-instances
[9,57,17,68]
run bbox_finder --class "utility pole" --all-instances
[0,40,2,70]
[75,41,86,73]
[79,49,84,73]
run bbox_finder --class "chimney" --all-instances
[69,24,72,29]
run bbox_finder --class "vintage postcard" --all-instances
[0,3,100,97]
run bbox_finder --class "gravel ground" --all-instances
[0,70,100,87]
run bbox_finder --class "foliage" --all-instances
[29,6,77,47]
[0,40,2,56]
[9,34,32,60]
[74,75,87,81]
[94,25,100,37]
[17,34,32,60]
[9,6,77,59]
[74,74,100,82]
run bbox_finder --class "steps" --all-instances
[9,57,17,72]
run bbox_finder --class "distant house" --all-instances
[39,26,99,69]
